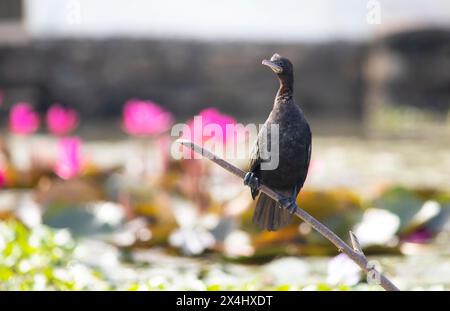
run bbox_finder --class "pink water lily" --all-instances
[0,168,6,188]
[46,104,79,136]
[404,228,433,244]
[9,103,40,135]
[180,108,245,160]
[122,99,173,136]
[54,137,82,180]
[184,108,238,145]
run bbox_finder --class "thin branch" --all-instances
[177,139,400,291]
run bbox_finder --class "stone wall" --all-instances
[0,39,367,124]
[375,29,450,114]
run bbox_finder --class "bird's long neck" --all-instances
[275,75,294,104]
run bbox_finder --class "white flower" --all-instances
[33,274,47,290]
[91,201,125,227]
[54,229,73,246]
[0,235,5,252]
[15,194,42,228]
[74,239,120,268]
[169,227,215,255]
[264,257,309,285]
[327,253,361,286]
[411,200,440,226]
[224,230,254,257]
[168,199,218,255]
[353,208,400,247]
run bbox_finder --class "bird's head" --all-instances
[262,53,293,77]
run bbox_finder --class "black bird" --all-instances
[244,53,312,231]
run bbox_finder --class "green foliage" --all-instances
[0,220,74,290]
[0,220,363,290]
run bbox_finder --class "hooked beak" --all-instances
[262,59,282,74]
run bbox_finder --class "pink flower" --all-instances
[122,99,173,136]
[403,228,433,244]
[180,108,247,159]
[46,104,79,136]
[0,168,6,188]
[54,137,82,180]
[184,108,238,145]
[9,103,40,135]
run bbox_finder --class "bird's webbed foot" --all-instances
[279,196,298,214]
[244,172,260,191]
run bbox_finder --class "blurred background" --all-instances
[0,0,450,290]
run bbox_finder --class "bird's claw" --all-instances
[279,197,298,214]
[244,172,260,190]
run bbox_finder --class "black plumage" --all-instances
[246,53,312,231]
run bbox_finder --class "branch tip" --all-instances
[349,231,364,254]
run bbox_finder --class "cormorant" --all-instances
[244,53,312,231]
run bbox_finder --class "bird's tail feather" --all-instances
[253,192,292,231]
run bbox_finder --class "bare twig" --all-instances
[177,139,400,291]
